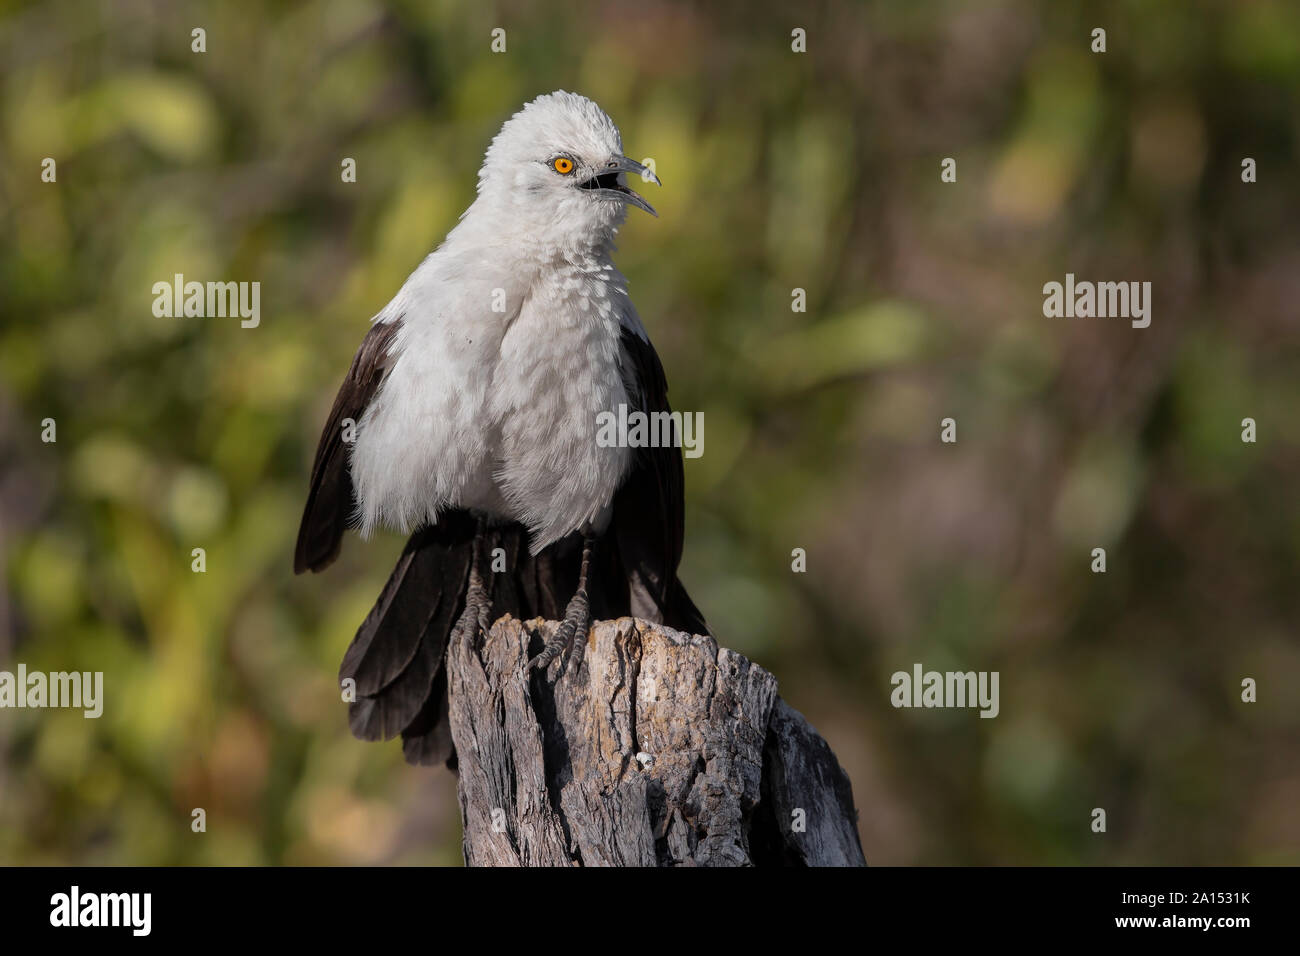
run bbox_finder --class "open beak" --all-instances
[576,155,660,217]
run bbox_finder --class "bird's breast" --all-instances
[489,262,635,548]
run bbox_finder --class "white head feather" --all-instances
[451,90,657,256]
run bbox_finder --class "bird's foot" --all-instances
[528,588,589,671]
[453,565,493,649]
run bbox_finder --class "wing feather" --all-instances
[293,318,401,574]
[614,327,707,634]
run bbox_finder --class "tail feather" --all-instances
[665,577,709,637]
[342,517,473,745]
[347,628,443,742]
[338,513,707,767]
[400,667,454,766]
[341,536,445,698]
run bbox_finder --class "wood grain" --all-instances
[447,616,866,867]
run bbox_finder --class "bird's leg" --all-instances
[529,532,594,671]
[453,517,494,647]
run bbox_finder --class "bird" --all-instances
[294,91,708,768]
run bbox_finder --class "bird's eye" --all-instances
[552,157,575,175]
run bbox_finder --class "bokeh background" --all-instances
[2,0,1298,865]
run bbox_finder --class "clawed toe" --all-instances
[528,619,576,672]
[527,536,593,674]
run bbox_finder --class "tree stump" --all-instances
[446,616,866,867]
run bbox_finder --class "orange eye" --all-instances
[552,157,574,175]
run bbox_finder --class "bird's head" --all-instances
[474,91,660,251]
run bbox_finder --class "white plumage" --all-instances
[349,91,653,552]
[296,91,704,748]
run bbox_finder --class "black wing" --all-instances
[613,326,708,634]
[293,318,401,574]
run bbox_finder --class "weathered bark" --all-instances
[446,615,866,867]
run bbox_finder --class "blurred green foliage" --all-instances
[1,0,1298,864]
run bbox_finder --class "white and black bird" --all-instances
[295,91,707,767]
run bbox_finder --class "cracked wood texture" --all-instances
[446,616,866,867]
